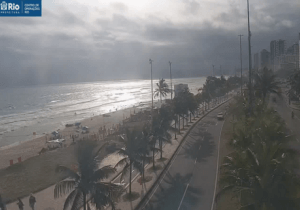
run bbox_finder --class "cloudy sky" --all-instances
[0,0,299,86]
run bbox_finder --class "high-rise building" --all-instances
[287,43,299,55]
[253,53,259,70]
[270,39,287,71]
[260,49,270,69]
[286,41,299,71]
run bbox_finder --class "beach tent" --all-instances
[47,139,65,143]
[51,131,59,136]
[46,139,65,148]
[75,122,81,126]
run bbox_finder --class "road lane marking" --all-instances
[210,121,225,210]
[143,143,186,207]
[194,158,197,164]
[142,97,232,209]
[199,145,201,150]
[177,183,190,210]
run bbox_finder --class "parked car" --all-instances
[217,112,224,120]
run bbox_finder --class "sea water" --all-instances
[0,77,206,147]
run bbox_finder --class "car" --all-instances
[217,112,224,120]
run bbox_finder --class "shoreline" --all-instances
[0,100,159,169]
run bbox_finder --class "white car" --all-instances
[217,112,224,120]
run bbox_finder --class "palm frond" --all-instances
[215,185,236,202]
[115,157,128,168]
[62,189,79,210]
[94,142,108,158]
[92,165,117,181]
[119,162,130,182]
[70,190,84,210]
[54,180,77,199]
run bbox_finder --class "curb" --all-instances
[134,96,232,210]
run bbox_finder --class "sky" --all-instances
[0,0,299,87]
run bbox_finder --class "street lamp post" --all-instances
[247,0,253,115]
[212,65,215,76]
[238,34,244,94]
[169,61,173,100]
[149,59,154,122]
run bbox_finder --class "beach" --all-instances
[0,99,163,202]
[0,77,206,203]
[0,101,155,170]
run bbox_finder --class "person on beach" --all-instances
[0,194,6,210]
[17,198,24,210]
[29,194,36,210]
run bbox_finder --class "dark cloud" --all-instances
[0,0,299,87]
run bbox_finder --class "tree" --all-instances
[217,143,300,210]
[139,125,153,181]
[152,111,172,160]
[115,129,144,195]
[54,140,123,210]
[173,87,190,129]
[186,92,198,122]
[154,78,171,103]
[254,67,280,104]
[217,102,300,209]
[288,71,300,100]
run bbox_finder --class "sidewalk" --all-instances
[5,95,232,210]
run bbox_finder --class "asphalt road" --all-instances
[139,101,229,210]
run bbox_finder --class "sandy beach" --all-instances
[0,101,157,170]
[0,100,165,202]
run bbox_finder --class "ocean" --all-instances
[0,77,207,147]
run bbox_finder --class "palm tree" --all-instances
[154,78,171,103]
[173,88,189,130]
[140,126,153,181]
[254,67,280,104]
[152,114,172,160]
[54,140,123,210]
[217,103,300,209]
[115,129,144,195]
[217,143,300,210]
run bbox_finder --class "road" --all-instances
[5,97,230,210]
[139,101,229,210]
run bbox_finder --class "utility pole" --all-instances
[169,61,173,100]
[238,34,244,94]
[149,59,154,123]
[212,65,215,76]
[235,66,236,76]
[247,0,252,115]
[220,65,222,75]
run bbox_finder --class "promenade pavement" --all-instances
[5,95,232,210]
[270,90,300,150]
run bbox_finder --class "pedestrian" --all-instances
[29,194,36,210]
[0,194,6,210]
[17,198,24,210]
